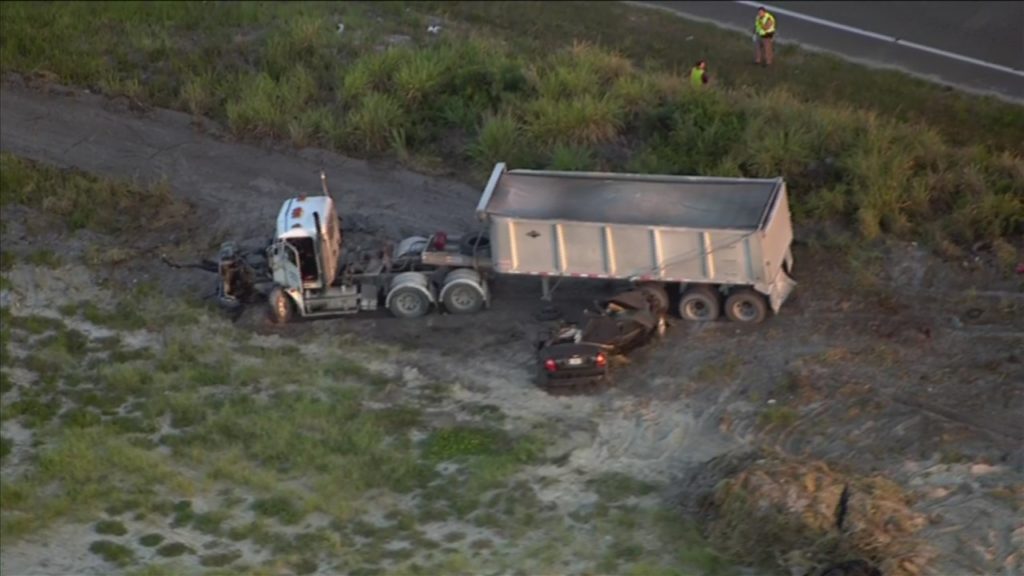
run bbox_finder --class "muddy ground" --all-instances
[2,79,1023,576]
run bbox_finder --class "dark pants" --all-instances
[756,32,775,65]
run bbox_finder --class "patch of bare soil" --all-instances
[2,80,1022,576]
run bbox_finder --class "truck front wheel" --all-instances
[724,289,768,324]
[269,288,295,324]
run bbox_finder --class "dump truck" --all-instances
[214,163,795,324]
[476,163,796,323]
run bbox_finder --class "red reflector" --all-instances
[433,232,447,251]
[595,353,607,367]
[291,207,303,218]
[544,359,557,372]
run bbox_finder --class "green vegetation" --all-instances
[0,2,1019,247]
[89,540,136,566]
[138,533,165,547]
[0,153,189,234]
[94,519,129,536]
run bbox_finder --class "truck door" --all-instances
[270,240,304,289]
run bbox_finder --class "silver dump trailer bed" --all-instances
[475,163,796,313]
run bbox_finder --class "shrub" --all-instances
[345,92,405,153]
[89,540,135,566]
[547,144,597,171]
[470,112,533,168]
[525,94,623,146]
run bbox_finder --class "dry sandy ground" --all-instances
[1,79,1022,576]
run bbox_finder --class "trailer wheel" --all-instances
[724,289,768,324]
[679,286,721,322]
[638,283,670,316]
[388,286,431,318]
[269,287,295,324]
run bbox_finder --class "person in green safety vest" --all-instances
[689,60,709,88]
[754,6,777,66]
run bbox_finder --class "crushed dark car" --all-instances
[534,288,668,389]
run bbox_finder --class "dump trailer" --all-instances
[475,163,796,323]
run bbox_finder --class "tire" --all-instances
[443,282,484,314]
[268,287,295,324]
[638,283,670,316]
[388,286,431,318]
[678,285,721,322]
[460,232,491,256]
[724,288,768,324]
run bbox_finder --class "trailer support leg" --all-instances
[541,276,552,302]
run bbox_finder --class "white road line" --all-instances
[736,0,1024,77]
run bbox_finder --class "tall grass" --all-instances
[0,153,183,234]
[1,1,1021,246]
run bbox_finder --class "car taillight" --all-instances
[595,353,607,367]
[544,359,558,372]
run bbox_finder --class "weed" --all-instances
[0,435,11,462]
[547,144,597,171]
[200,550,243,567]
[95,519,128,536]
[250,493,305,525]
[0,153,185,234]
[442,530,467,543]
[10,313,63,334]
[156,542,194,557]
[9,396,60,428]
[26,249,61,268]
[346,92,406,153]
[90,540,135,566]
[470,112,532,169]
[587,472,658,503]
[192,509,229,535]
[291,558,319,575]
[138,533,165,547]
[525,94,623,147]
[695,355,741,383]
[758,405,799,429]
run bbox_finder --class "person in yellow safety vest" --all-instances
[689,60,709,88]
[754,6,777,66]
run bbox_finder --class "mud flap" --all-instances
[768,269,797,313]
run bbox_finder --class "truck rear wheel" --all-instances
[724,289,768,324]
[441,269,486,314]
[269,287,295,324]
[388,287,431,318]
[679,286,720,322]
[443,283,484,314]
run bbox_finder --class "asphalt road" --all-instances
[630,1,1024,103]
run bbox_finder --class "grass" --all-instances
[90,540,136,566]
[94,519,128,536]
[0,153,190,235]
[0,2,1019,248]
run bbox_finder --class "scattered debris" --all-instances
[694,452,935,576]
